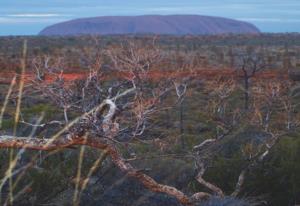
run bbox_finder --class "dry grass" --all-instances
[0,40,27,206]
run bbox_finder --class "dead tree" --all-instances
[252,80,282,132]
[192,120,294,199]
[0,42,211,206]
[171,53,197,149]
[31,55,50,81]
[279,82,300,130]
[192,78,299,199]
[234,48,266,110]
[174,80,187,149]
[205,77,236,120]
[2,41,298,206]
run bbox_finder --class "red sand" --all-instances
[0,68,288,85]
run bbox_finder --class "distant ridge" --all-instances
[39,15,260,36]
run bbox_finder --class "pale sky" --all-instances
[1,0,300,36]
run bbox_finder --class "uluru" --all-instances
[39,15,260,36]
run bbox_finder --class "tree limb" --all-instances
[0,134,195,206]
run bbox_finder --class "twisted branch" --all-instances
[0,134,194,206]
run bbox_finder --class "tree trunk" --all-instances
[63,107,69,123]
[244,76,249,110]
[180,101,185,149]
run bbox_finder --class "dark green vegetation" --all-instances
[0,34,300,206]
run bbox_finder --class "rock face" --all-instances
[39,15,260,36]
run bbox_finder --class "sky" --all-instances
[1,0,300,36]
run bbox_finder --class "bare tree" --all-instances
[1,40,299,206]
[0,42,208,206]
[205,77,236,120]
[192,77,299,200]
[234,47,267,110]
[279,82,300,130]
[170,52,199,149]
[252,80,282,132]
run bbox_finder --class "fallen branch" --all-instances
[0,134,195,206]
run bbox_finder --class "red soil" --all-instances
[0,68,288,85]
